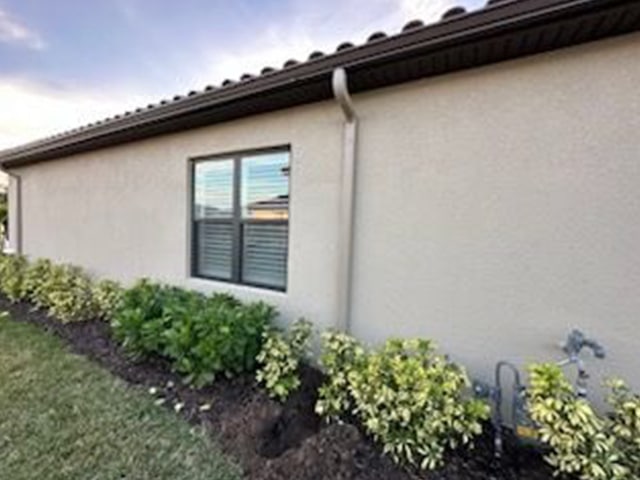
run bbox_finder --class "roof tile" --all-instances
[336,41,354,51]
[402,19,424,31]
[367,31,388,42]
[442,6,467,19]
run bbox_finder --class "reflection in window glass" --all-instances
[193,159,234,280]
[241,152,289,220]
[194,160,233,219]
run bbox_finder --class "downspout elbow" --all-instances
[332,68,357,123]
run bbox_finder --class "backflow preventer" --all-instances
[473,329,606,459]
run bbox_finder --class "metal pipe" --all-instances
[332,68,358,333]
[0,169,22,254]
[493,361,522,459]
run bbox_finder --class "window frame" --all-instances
[189,145,291,292]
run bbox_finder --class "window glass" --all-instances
[195,221,233,280]
[194,160,233,219]
[241,214,288,289]
[192,149,289,291]
[241,152,289,220]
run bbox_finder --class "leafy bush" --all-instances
[608,379,640,476]
[1,255,113,323]
[112,280,275,387]
[315,331,365,420]
[0,195,7,225]
[110,279,173,356]
[316,333,489,470]
[157,288,225,383]
[41,264,96,323]
[163,296,274,387]
[91,279,123,320]
[528,364,633,480]
[256,318,313,401]
[0,254,28,302]
[0,194,7,240]
[21,258,54,308]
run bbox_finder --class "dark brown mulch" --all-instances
[0,296,554,480]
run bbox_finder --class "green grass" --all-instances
[0,313,241,480]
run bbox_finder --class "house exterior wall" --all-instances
[13,101,345,334]
[349,33,640,402]
[11,32,640,400]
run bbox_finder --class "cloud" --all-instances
[397,0,462,23]
[0,8,45,50]
[189,1,387,86]
[189,0,468,88]
[0,78,158,149]
[191,27,317,88]
[0,0,480,152]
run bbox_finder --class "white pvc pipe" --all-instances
[1,169,22,255]
[332,68,358,333]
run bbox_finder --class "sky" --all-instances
[0,0,483,150]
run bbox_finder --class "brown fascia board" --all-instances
[1,0,639,168]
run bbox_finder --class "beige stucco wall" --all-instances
[11,32,640,401]
[14,102,345,333]
[348,32,640,401]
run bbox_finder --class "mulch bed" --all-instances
[0,296,555,479]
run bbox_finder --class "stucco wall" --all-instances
[12,32,640,400]
[14,102,345,333]
[349,32,640,400]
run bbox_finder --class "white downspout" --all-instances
[1,169,22,255]
[332,68,358,333]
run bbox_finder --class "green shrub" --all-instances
[608,379,640,476]
[21,258,54,308]
[528,364,631,480]
[0,254,29,302]
[256,318,313,401]
[316,333,489,470]
[41,264,96,323]
[163,296,275,387]
[110,279,172,356]
[152,287,216,381]
[2,255,116,323]
[91,279,123,320]
[112,281,275,387]
[315,331,365,420]
[0,195,7,226]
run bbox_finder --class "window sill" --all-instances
[186,276,288,299]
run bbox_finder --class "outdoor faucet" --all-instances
[562,329,606,360]
[559,329,606,398]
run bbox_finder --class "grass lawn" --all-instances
[0,313,241,480]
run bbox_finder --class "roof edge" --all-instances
[1,0,639,168]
